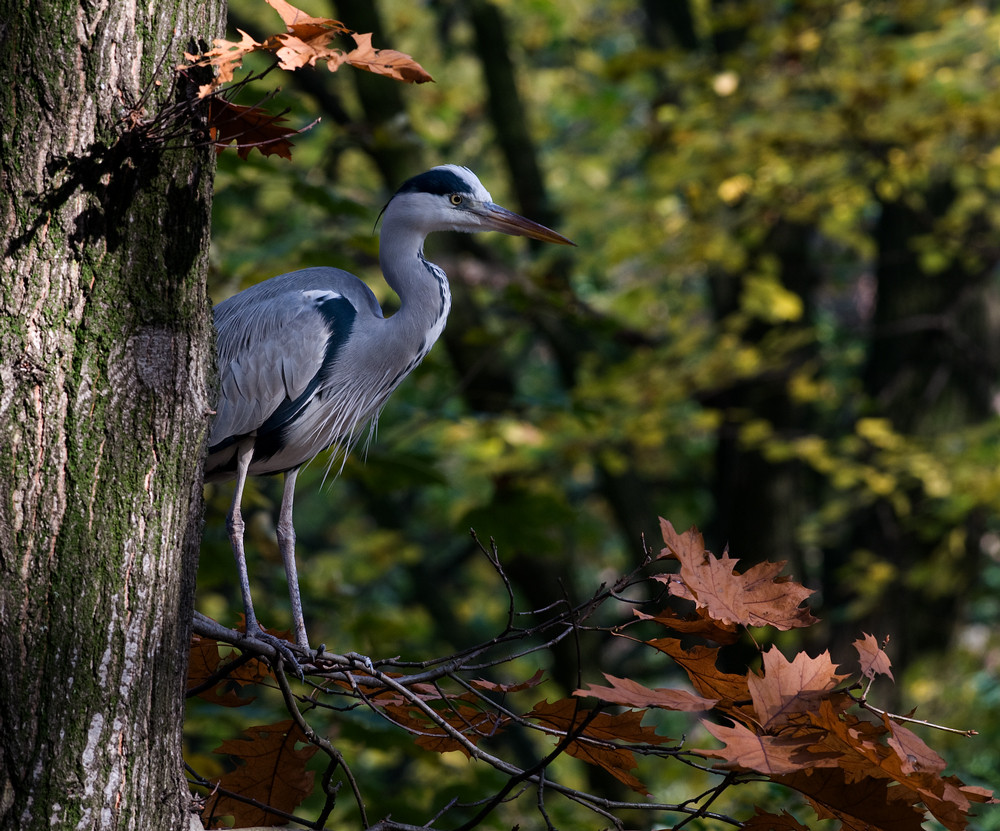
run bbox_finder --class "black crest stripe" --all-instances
[395,168,472,197]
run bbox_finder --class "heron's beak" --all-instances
[476,203,576,246]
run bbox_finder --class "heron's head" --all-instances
[383,165,574,246]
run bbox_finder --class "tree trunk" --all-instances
[0,1,223,828]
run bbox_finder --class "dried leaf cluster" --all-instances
[178,0,432,159]
[188,522,994,829]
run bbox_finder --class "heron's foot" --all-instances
[310,645,375,675]
[344,651,376,675]
[240,624,306,680]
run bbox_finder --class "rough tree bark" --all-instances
[0,0,224,828]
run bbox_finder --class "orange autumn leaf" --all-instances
[700,688,987,829]
[919,780,999,831]
[655,518,708,566]
[657,520,817,630]
[575,673,717,712]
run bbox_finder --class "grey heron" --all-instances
[205,165,573,664]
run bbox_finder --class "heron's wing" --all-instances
[209,287,358,448]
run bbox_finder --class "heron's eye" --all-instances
[449,194,463,206]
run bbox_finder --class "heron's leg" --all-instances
[276,467,309,650]
[226,440,262,635]
[226,440,302,674]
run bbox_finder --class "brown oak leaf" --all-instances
[183,29,261,96]
[805,700,986,830]
[657,520,817,630]
[748,647,848,730]
[390,703,508,755]
[187,634,267,707]
[647,637,750,705]
[575,673,716,712]
[528,699,671,794]
[204,719,317,827]
[266,0,342,36]
[854,633,894,682]
[374,686,510,756]
[882,714,946,776]
[697,718,838,775]
[633,605,740,644]
[808,698,908,775]
[471,669,545,693]
[207,100,297,159]
[344,32,434,83]
[274,33,342,71]
[775,767,928,831]
[741,807,812,830]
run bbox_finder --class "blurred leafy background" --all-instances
[190,0,1000,826]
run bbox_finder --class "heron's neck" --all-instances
[379,224,452,356]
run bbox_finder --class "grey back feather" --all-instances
[206,267,387,480]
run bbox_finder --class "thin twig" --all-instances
[272,660,371,828]
[853,694,978,737]
[471,529,517,631]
